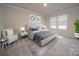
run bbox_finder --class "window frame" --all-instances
[50,14,68,30]
[58,14,68,30]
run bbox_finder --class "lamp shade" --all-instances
[43,25,47,28]
[20,27,25,31]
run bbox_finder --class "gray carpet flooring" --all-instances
[0,35,79,56]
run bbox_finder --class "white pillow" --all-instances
[37,27,42,31]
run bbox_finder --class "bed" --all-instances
[29,28,57,46]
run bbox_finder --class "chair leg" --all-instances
[4,42,8,49]
[7,43,10,47]
[1,43,4,51]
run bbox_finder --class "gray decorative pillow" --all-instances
[29,28,38,31]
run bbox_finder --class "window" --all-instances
[50,17,57,28]
[58,15,67,29]
[50,14,68,30]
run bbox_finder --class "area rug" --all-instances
[26,38,58,55]
[26,36,79,56]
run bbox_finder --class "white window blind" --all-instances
[58,15,67,29]
[50,17,57,29]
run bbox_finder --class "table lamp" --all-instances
[20,27,25,32]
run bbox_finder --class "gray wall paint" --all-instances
[0,5,3,29]
[1,4,79,38]
[44,7,79,38]
[3,5,45,33]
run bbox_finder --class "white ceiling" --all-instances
[7,3,79,15]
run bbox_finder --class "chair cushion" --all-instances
[7,34,18,44]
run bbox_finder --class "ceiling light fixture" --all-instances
[44,3,47,7]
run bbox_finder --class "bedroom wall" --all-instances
[44,7,79,38]
[3,4,45,33]
[0,4,4,29]
[1,4,79,38]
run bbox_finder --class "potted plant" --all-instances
[74,19,79,38]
